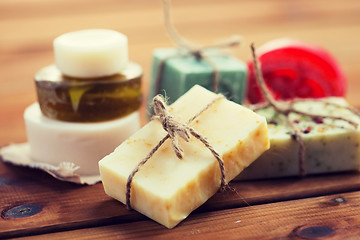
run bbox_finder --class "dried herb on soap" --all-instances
[126,95,227,210]
[250,43,360,176]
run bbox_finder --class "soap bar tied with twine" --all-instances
[126,94,227,210]
[250,43,360,177]
[153,0,242,96]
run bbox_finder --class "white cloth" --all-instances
[1,143,101,185]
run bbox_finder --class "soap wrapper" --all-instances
[1,143,100,185]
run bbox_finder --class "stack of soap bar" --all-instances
[238,98,360,180]
[25,29,142,176]
[36,29,142,122]
[99,85,269,228]
[148,48,247,106]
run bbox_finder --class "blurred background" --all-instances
[1,0,360,145]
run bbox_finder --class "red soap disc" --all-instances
[246,38,346,104]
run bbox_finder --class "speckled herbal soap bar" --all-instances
[237,98,360,180]
[99,85,269,228]
[148,48,247,106]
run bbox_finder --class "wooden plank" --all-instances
[1,158,359,238]
[2,0,360,26]
[11,191,360,240]
[0,1,360,239]
[0,160,143,239]
[1,0,360,55]
[2,0,360,53]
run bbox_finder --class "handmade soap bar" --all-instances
[99,85,269,228]
[238,98,360,180]
[148,48,247,106]
[54,29,128,78]
[25,103,140,176]
[35,63,142,122]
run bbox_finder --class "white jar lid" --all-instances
[54,29,128,78]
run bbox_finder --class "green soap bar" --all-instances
[148,48,247,107]
[237,98,360,180]
[35,63,142,122]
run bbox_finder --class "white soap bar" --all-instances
[54,29,128,78]
[238,98,360,180]
[99,85,269,228]
[24,102,140,176]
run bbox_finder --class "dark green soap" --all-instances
[35,63,142,122]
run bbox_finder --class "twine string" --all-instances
[250,43,360,177]
[152,95,191,159]
[154,0,242,95]
[250,43,306,176]
[126,94,226,210]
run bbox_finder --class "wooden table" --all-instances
[1,0,360,239]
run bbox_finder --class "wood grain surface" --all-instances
[1,158,360,239]
[12,191,360,240]
[1,0,360,239]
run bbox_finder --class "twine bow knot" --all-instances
[152,95,190,159]
[126,94,227,210]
